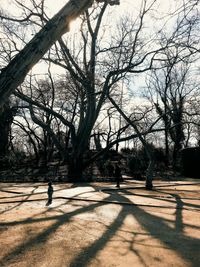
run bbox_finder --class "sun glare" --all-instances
[69,17,82,32]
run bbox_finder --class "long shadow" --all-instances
[0,184,100,200]
[0,187,101,204]
[0,185,199,267]
[0,192,115,266]
[123,189,200,230]
[0,186,39,215]
[1,193,199,233]
[123,180,200,189]
[69,192,136,267]
[0,187,104,226]
[153,182,200,188]
[131,204,200,267]
[0,183,70,199]
[108,187,200,211]
[0,189,24,194]
[154,189,200,210]
[170,193,184,232]
[123,188,200,267]
[121,186,200,211]
[70,188,200,267]
[70,207,125,267]
[117,190,200,200]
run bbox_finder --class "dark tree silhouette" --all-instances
[0,0,120,108]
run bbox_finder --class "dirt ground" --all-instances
[0,178,200,267]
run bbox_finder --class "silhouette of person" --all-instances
[114,163,121,188]
[47,181,53,205]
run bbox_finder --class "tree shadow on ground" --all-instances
[0,182,101,200]
[0,184,199,267]
[69,188,200,267]
[0,186,39,215]
[0,191,116,266]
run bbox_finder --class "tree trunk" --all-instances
[68,156,84,182]
[0,0,94,108]
[145,159,154,190]
[164,127,169,167]
[172,142,182,170]
[108,95,155,190]
[0,103,13,158]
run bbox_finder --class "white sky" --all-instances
[0,0,183,44]
[0,0,192,77]
[0,0,182,41]
[0,0,177,18]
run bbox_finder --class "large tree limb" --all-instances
[14,90,76,138]
[0,0,120,108]
[0,0,95,107]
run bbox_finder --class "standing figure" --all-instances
[114,163,121,188]
[47,181,54,205]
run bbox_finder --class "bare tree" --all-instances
[0,0,120,108]
[4,0,200,182]
[147,46,197,168]
[11,0,166,181]
[0,101,16,158]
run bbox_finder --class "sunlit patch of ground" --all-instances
[0,179,200,267]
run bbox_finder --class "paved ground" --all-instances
[0,179,200,267]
